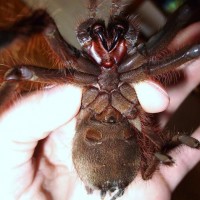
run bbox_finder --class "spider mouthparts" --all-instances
[108,28,124,52]
[96,30,109,51]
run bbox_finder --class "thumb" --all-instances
[133,80,170,113]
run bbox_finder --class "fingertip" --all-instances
[169,22,200,49]
[0,85,82,141]
[133,81,170,113]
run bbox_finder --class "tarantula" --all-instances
[0,0,200,199]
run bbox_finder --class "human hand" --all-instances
[0,85,83,200]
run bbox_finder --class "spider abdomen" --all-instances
[72,108,141,194]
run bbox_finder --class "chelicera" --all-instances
[0,0,200,199]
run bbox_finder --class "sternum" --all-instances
[97,66,119,92]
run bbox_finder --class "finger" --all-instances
[160,57,200,126]
[0,85,81,141]
[0,85,82,198]
[42,118,77,168]
[158,22,200,124]
[133,80,170,113]
[166,21,200,113]
[123,175,171,200]
[160,126,200,191]
[0,85,82,166]
[169,22,200,49]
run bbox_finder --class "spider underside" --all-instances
[0,0,200,199]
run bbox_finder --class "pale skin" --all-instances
[0,23,199,200]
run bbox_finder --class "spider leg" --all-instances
[154,152,174,165]
[3,65,97,86]
[0,10,54,112]
[43,15,101,76]
[118,52,147,73]
[0,81,19,107]
[118,1,200,74]
[100,189,106,200]
[139,1,200,55]
[0,66,89,113]
[172,134,200,149]
[0,8,98,75]
[120,44,200,82]
[146,44,200,75]
[0,63,97,112]
[141,151,174,180]
[142,131,200,180]
[110,188,124,200]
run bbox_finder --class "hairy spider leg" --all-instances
[0,82,20,111]
[118,1,200,74]
[139,1,200,55]
[110,188,124,200]
[43,13,101,76]
[0,9,52,111]
[4,65,97,85]
[116,1,200,181]
[120,44,200,82]
[0,8,101,112]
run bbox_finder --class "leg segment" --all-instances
[172,134,200,149]
[4,65,97,86]
[0,81,20,115]
[43,16,101,76]
[154,152,174,165]
[142,131,200,180]
[110,189,124,200]
[147,45,200,75]
[120,44,200,83]
[44,23,100,75]
[118,52,147,73]
[0,82,19,105]
[142,152,174,180]
[0,63,98,112]
[100,190,106,200]
[0,8,100,77]
[139,1,200,55]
